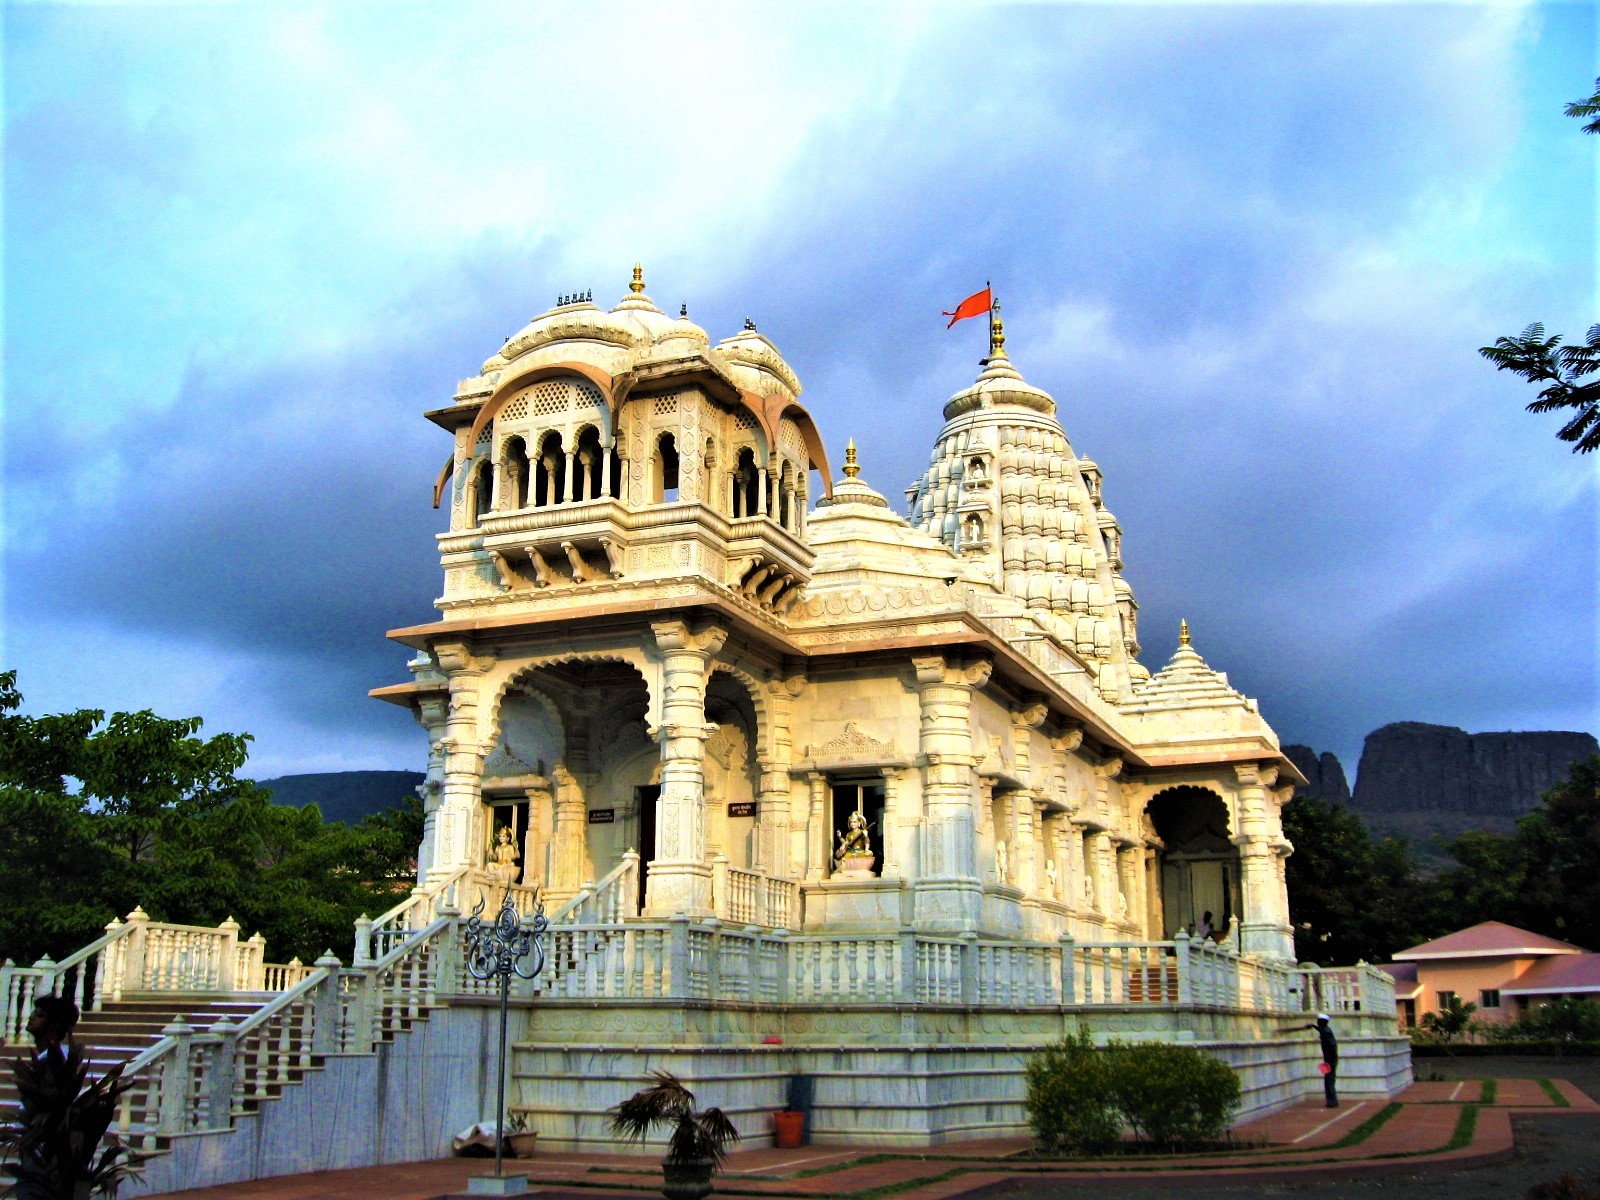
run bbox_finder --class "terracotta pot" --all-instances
[506,1131,539,1158]
[773,1109,805,1149]
[660,1156,715,1200]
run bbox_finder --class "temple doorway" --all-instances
[1147,786,1240,939]
[636,783,659,910]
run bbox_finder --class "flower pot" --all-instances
[773,1109,805,1149]
[660,1156,715,1200]
[506,1130,539,1158]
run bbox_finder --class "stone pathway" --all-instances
[143,1077,1599,1200]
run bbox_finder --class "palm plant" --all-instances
[609,1071,739,1199]
[1,1042,136,1200]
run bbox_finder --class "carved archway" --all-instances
[1146,786,1240,941]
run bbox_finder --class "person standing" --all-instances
[1295,1012,1339,1107]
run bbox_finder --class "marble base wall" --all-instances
[127,1005,511,1196]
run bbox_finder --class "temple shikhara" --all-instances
[0,270,1407,1192]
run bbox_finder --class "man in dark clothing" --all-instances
[1295,1012,1339,1107]
[25,994,79,1051]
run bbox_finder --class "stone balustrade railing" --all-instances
[1302,961,1396,1015]
[550,852,640,925]
[712,858,797,929]
[2,910,284,1044]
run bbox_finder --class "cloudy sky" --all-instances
[4,3,1595,782]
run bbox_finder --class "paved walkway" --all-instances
[147,1077,1599,1200]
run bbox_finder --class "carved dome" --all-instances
[907,314,1143,699]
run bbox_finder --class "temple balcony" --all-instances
[437,498,813,607]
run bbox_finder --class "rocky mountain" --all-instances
[255,770,425,825]
[1282,744,1351,804]
[1348,723,1597,842]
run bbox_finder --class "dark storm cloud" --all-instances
[4,4,1593,775]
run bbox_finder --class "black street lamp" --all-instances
[463,885,548,1193]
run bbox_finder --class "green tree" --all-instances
[1282,792,1429,965]
[1420,993,1477,1044]
[1512,755,1600,942]
[1479,78,1600,453]
[0,671,421,967]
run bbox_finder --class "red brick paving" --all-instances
[144,1077,1598,1200]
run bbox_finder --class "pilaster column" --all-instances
[430,643,494,878]
[759,669,804,879]
[1233,763,1294,958]
[521,778,553,888]
[412,695,449,884]
[644,619,728,916]
[804,772,828,881]
[911,653,991,931]
[548,765,588,902]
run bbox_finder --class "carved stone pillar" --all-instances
[804,772,828,882]
[548,765,588,902]
[521,778,553,888]
[644,619,727,916]
[412,694,449,884]
[759,670,804,878]
[1234,763,1294,958]
[600,437,613,498]
[911,653,991,931]
[431,643,492,879]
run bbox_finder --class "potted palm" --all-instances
[609,1071,740,1200]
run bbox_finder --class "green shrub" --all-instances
[1024,1034,1242,1152]
[1023,1028,1121,1153]
[1106,1042,1242,1145]
[1520,998,1600,1043]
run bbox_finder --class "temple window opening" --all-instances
[732,447,759,517]
[534,431,566,507]
[573,425,604,502]
[653,431,680,504]
[503,436,531,510]
[469,458,493,526]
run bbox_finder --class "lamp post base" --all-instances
[467,1173,529,1195]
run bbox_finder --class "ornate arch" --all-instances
[707,658,774,767]
[466,361,621,456]
[482,650,657,755]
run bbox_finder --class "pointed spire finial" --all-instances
[989,295,1006,359]
[630,263,645,294]
[1179,618,1191,647]
[843,437,860,478]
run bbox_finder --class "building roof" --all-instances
[1502,953,1600,996]
[1392,921,1588,962]
[1376,961,1422,1000]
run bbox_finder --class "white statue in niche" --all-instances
[833,811,875,878]
[994,839,1009,885]
[491,825,520,880]
[1044,857,1059,899]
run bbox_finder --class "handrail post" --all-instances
[1174,936,1192,1006]
[770,927,790,1004]
[218,917,242,991]
[711,855,730,921]
[157,1019,195,1135]
[206,1018,238,1129]
[1058,933,1076,1006]
[958,931,979,1006]
[704,918,722,999]
[898,928,919,1004]
[243,933,267,990]
[91,918,123,1011]
[667,915,691,1000]
[311,957,342,1055]
[123,907,151,992]
[352,915,374,968]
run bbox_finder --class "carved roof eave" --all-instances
[790,754,913,776]
[369,678,448,708]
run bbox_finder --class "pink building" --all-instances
[1380,921,1596,1027]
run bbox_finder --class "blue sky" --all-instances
[4,3,1595,782]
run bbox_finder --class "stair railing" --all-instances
[1,917,138,1044]
[547,851,640,926]
[354,865,471,966]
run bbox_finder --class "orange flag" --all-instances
[943,286,992,328]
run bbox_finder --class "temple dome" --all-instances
[907,308,1142,699]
